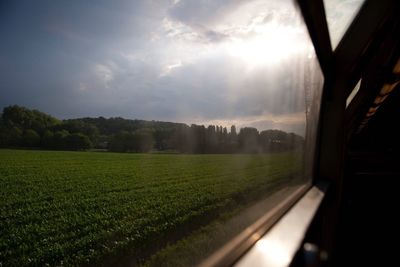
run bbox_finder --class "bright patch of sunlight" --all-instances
[226,24,308,67]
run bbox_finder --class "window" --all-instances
[323,0,365,48]
[0,0,323,266]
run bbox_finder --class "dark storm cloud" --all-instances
[0,0,323,135]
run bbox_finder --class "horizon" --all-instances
[0,104,305,136]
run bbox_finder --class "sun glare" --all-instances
[226,24,308,67]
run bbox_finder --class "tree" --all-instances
[134,128,155,152]
[108,131,128,152]
[57,120,99,145]
[66,133,92,150]
[2,105,60,133]
[0,126,22,147]
[0,104,304,153]
[229,125,238,150]
[238,127,260,153]
[206,125,217,152]
[23,129,40,147]
[41,130,55,148]
[53,130,70,149]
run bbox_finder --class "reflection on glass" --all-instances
[0,0,323,266]
[346,79,362,108]
[323,0,365,49]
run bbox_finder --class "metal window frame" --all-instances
[235,182,328,267]
[199,185,310,267]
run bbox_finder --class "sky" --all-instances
[0,0,332,135]
[323,0,365,48]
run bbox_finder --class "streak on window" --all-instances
[323,0,365,49]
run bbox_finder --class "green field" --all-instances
[0,149,302,266]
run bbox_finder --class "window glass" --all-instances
[0,0,323,266]
[323,0,365,49]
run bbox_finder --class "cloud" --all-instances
[95,64,114,87]
[160,16,229,45]
[160,61,183,77]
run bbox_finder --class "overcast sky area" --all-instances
[0,0,350,135]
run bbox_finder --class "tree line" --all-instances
[0,105,304,153]
[0,106,95,150]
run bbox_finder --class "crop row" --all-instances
[0,149,302,266]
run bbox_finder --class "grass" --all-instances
[0,149,302,266]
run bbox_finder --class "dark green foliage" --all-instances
[54,119,99,144]
[259,129,304,152]
[134,128,155,152]
[22,129,40,147]
[41,130,55,148]
[0,106,94,150]
[0,126,22,147]
[0,149,302,266]
[77,117,186,136]
[0,105,304,153]
[80,117,304,154]
[53,130,70,149]
[238,127,260,153]
[66,133,93,150]
[2,105,60,133]
[109,129,154,152]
